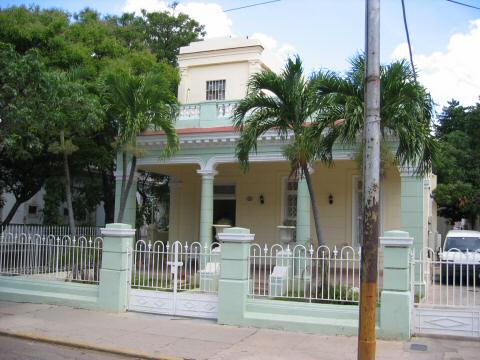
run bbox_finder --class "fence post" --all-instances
[379,230,413,339]
[98,223,135,312]
[217,227,255,326]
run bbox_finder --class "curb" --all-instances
[0,329,184,360]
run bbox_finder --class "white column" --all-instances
[197,170,217,248]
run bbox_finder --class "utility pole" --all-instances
[358,0,381,359]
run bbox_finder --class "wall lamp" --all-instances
[259,194,265,204]
[328,193,334,205]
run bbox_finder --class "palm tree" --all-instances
[100,69,179,223]
[233,56,331,246]
[312,54,437,176]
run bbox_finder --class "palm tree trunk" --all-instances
[63,149,76,238]
[301,163,325,246]
[121,151,127,195]
[117,155,137,223]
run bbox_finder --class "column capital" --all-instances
[197,169,217,179]
[301,165,315,176]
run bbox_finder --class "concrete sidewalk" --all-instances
[0,301,478,360]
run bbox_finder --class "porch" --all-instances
[123,154,426,251]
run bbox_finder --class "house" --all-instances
[115,37,438,254]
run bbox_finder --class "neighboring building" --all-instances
[0,188,105,227]
[115,37,437,253]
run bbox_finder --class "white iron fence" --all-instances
[131,241,221,294]
[248,244,383,305]
[412,247,480,307]
[1,224,101,239]
[0,233,103,284]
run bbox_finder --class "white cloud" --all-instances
[123,1,233,38]
[123,1,295,72]
[391,19,480,108]
[251,33,296,72]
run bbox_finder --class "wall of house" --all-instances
[179,62,250,104]
[142,160,402,248]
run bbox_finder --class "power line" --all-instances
[401,0,417,82]
[224,0,281,13]
[445,0,480,10]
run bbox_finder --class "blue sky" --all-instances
[3,0,480,108]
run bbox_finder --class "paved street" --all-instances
[0,301,479,360]
[0,335,130,360]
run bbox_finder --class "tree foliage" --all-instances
[433,100,480,227]
[234,56,330,246]
[100,67,179,223]
[312,54,437,176]
[0,43,62,226]
[0,5,204,225]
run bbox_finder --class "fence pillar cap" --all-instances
[217,227,254,243]
[101,223,136,237]
[380,230,413,247]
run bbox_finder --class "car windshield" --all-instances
[445,236,480,252]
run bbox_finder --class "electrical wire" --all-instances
[224,0,281,13]
[401,0,417,82]
[445,0,480,10]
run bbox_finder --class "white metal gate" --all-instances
[411,248,480,338]
[128,241,220,319]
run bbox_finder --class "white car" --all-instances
[440,230,480,283]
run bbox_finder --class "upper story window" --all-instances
[206,80,226,101]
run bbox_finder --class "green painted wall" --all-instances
[400,176,425,254]
[0,277,100,310]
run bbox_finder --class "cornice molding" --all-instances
[137,130,294,149]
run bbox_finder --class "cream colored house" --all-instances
[115,37,437,253]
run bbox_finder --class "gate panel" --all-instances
[128,241,220,319]
[411,247,480,338]
[414,306,479,337]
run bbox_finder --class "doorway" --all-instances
[213,184,236,240]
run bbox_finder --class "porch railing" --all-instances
[0,233,103,284]
[248,243,383,305]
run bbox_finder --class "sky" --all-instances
[2,0,480,110]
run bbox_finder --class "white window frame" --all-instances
[206,79,226,101]
[281,177,298,227]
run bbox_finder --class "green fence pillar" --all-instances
[296,176,311,248]
[198,170,216,249]
[217,227,255,326]
[98,223,135,312]
[379,230,413,339]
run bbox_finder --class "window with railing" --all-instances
[206,80,226,101]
